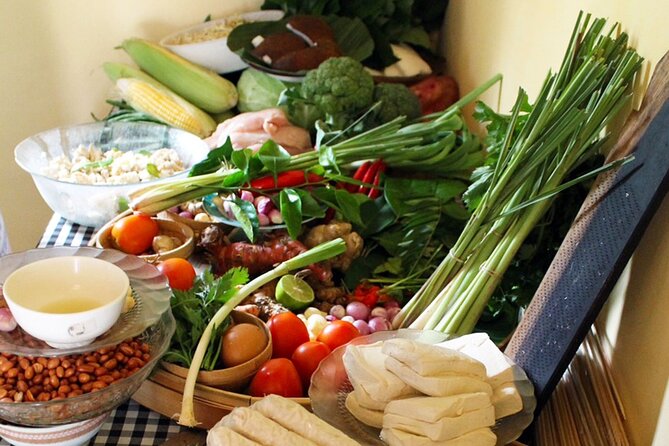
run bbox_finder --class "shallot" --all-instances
[346,301,370,321]
[353,320,371,336]
[329,305,346,319]
[0,308,17,332]
[368,316,391,333]
[370,306,388,320]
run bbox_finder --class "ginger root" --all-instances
[303,221,363,271]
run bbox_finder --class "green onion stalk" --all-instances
[178,238,346,427]
[127,76,501,216]
[393,12,643,334]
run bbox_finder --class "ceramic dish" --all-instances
[309,329,536,446]
[0,310,174,426]
[95,217,195,262]
[161,10,285,74]
[0,247,171,357]
[0,412,109,446]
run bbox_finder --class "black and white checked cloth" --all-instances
[0,215,190,445]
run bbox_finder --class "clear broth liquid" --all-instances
[37,298,103,314]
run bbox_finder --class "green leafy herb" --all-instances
[147,163,160,178]
[230,199,259,242]
[257,140,292,175]
[279,188,303,239]
[163,268,250,371]
[75,158,114,172]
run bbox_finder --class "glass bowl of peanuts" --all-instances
[0,304,175,426]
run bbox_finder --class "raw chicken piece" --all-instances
[205,108,313,155]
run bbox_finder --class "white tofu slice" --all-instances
[436,333,490,351]
[380,427,497,446]
[345,392,384,428]
[492,381,523,419]
[383,405,495,442]
[219,407,318,446]
[343,342,418,402]
[251,394,360,446]
[351,386,388,411]
[207,425,261,446]
[384,392,491,423]
[459,341,521,388]
[385,357,492,397]
[382,339,487,378]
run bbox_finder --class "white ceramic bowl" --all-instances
[161,10,284,73]
[14,121,210,228]
[0,412,109,446]
[2,256,129,348]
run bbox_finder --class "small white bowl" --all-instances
[0,412,108,446]
[161,10,284,73]
[3,256,129,348]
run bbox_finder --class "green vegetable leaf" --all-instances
[384,177,468,216]
[334,189,368,226]
[75,158,113,172]
[146,163,160,178]
[230,199,259,242]
[258,139,292,174]
[189,138,234,177]
[317,145,340,174]
[325,16,374,62]
[279,188,303,239]
[237,68,286,113]
[293,188,327,218]
[231,148,264,178]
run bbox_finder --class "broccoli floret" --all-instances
[301,57,374,117]
[373,83,421,123]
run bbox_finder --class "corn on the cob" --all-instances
[116,78,217,138]
[120,38,238,113]
[103,61,163,88]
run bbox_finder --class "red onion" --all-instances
[329,305,346,319]
[178,211,194,220]
[258,213,270,226]
[353,320,371,336]
[346,301,370,321]
[384,299,400,309]
[254,196,274,215]
[341,315,355,324]
[240,190,254,202]
[386,306,401,323]
[368,316,391,333]
[0,308,17,332]
[325,315,338,322]
[268,209,283,224]
[370,306,388,320]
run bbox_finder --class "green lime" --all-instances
[275,275,315,311]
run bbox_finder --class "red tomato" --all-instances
[409,75,459,115]
[111,214,159,255]
[317,320,360,351]
[249,358,303,398]
[157,258,196,291]
[267,312,310,358]
[291,341,331,388]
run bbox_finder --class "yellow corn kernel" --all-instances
[116,78,216,137]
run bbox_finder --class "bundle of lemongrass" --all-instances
[393,12,643,334]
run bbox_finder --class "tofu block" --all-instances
[343,342,418,402]
[207,425,261,446]
[351,385,388,411]
[219,407,318,446]
[380,427,497,446]
[492,381,523,419]
[382,339,487,379]
[383,405,495,442]
[345,392,384,428]
[385,357,492,397]
[251,394,360,446]
[384,393,491,423]
[437,333,490,351]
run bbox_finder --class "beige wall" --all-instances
[0,0,260,251]
[1,0,668,443]
[444,1,669,445]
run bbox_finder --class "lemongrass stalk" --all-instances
[178,238,346,426]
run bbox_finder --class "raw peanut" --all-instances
[32,363,44,374]
[47,358,59,370]
[97,347,111,355]
[13,391,23,402]
[100,354,110,363]
[75,358,84,367]
[44,384,53,392]
[7,390,15,398]
[38,392,50,402]
[68,376,77,384]
[48,369,56,377]
[77,365,94,374]
[50,390,58,398]
[33,374,43,384]
[6,378,15,385]
[6,368,19,378]
[142,353,151,362]
[29,385,41,395]
[56,366,64,378]
[58,385,71,395]
[64,368,75,378]
[0,397,13,403]
[111,371,121,380]
[37,357,48,367]
[94,367,107,377]
[68,390,83,398]
[119,345,134,356]
[114,352,126,363]
[103,359,118,370]
[0,378,4,385]
[0,389,6,399]
[91,381,107,390]
[99,375,114,384]
[87,362,101,369]
[0,361,14,373]
[85,355,97,364]
[78,373,91,384]
[81,383,93,392]
[70,383,79,390]
[141,343,150,353]
[134,350,142,358]
[127,358,144,370]
[25,390,35,402]
[61,359,71,369]
[17,381,28,393]
[18,358,29,370]
[24,367,34,380]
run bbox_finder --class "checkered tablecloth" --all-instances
[0,215,190,445]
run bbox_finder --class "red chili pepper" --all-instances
[367,163,387,199]
[250,171,324,190]
[352,283,381,308]
[358,159,385,195]
[343,161,372,192]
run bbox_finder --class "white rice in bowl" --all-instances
[43,144,185,185]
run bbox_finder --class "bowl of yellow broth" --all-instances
[2,255,129,348]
